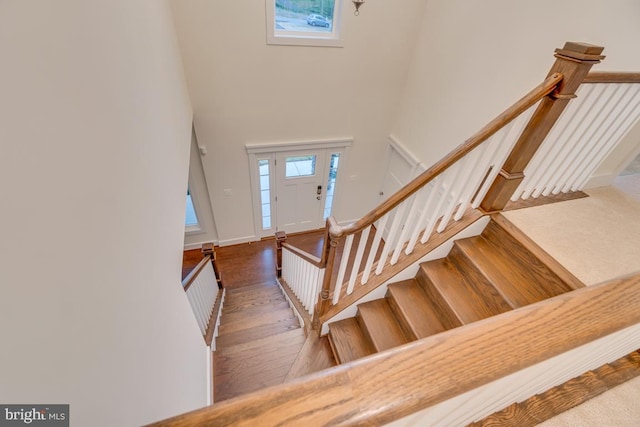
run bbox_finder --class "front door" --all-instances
[275,150,328,234]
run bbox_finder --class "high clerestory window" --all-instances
[266,0,343,47]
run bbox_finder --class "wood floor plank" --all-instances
[328,318,374,364]
[386,279,449,340]
[356,299,408,352]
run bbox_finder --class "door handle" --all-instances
[317,185,322,200]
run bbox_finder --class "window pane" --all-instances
[259,159,272,230]
[275,0,335,34]
[323,153,340,219]
[260,174,270,190]
[285,155,316,177]
[185,191,199,226]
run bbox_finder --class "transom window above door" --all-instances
[285,155,316,178]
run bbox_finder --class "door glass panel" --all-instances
[258,159,272,229]
[323,153,340,220]
[285,155,316,178]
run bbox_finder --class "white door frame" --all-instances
[246,138,353,239]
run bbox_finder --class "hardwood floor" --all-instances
[187,230,334,402]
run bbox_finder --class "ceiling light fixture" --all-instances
[352,0,365,16]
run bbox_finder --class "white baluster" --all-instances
[347,226,370,294]
[361,214,388,284]
[332,234,353,304]
[376,203,408,274]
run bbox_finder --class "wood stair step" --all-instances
[222,294,287,312]
[215,317,300,348]
[220,300,291,324]
[223,287,284,304]
[218,307,297,336]
[357,299,408,352]
[480,219,573,299]
[216,328,305,357]
[225,281,279,296]
[417,257,513,325]
[386,279,450,340]
[328,318,374,364]
[284,334,336,382]
[214,332,302,401]
[214,335,307,377]
[453,236,571,308]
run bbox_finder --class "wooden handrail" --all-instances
[328,72,564,239]
[584,71,640,83]
[151,273,640,426]
[181,255,211,292]
[281,242,323,268]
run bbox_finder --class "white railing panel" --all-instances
[282,247,325,316]
[513,82,640,202]
[185,261,219,336]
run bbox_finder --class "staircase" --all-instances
[327,215,581,364]
[213,281,305,401]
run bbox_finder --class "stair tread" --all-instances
[214,329,302,402]
[222,294,288,312]
[328,318,374,364]
[478,220,573,301]
[357,299,408,352]
[216,328,305,357]
[419,257,513,325]
[284,335,336,382]
[221,300,291,324]
[224,287,284,304]
[225,281,279,296]
[387,279,449,340]
[215,317,300,348]
[455,236,571,308]
[218,307,297,335]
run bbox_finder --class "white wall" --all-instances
[0,1,208,425]
[170,0,428,245]
[391,0,640,170]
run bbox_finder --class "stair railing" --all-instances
[183,244,224,345]
[315,42,605,327]
[511,72,640,201]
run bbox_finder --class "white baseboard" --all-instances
[584,172,616,189]
[184,240,219,251]
[217,235,257,247]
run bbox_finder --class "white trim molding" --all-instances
[246,137,353,154]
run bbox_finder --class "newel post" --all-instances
[312,222,339,332]
[275,231,287,278]
[202,243,223,289]
[480,42,605,212]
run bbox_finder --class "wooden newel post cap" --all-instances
[554,42,605,63]
[201,242,214,256]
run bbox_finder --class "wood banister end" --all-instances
[555,42,605,63]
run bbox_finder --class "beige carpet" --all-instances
[503,185,640,425]
[504,186,640,286]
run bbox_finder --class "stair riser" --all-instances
[385,292,419,341]
[415,267,465,329]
